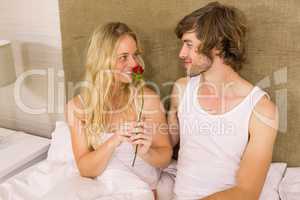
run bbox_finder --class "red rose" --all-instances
[131,65,144,167]
[132,65,144,75]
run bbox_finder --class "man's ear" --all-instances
[211,47,221,58]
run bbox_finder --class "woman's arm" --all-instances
[65,96,130,178]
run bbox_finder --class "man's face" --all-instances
[179,31,212,76]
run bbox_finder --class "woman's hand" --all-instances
[111,123,133,147]
[129,122,153,155]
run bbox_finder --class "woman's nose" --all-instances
[128,55,138,67]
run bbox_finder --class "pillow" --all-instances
[47,121,74,163]
[259,163,287,200]
[279,167,300,200]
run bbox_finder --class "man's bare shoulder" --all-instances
[253,95,278,125]
[175,77,189,87]
[172,76,189,95]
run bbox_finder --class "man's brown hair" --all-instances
[175,1,248,71]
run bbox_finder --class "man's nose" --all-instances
[179,46,188,59]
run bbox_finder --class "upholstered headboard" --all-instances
[59,0,300,166]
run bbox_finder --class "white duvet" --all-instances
[0,160,154,200]
[4,121,298,200]
[0,121,156,199]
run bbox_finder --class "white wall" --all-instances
[0,0,64,137]
[0,0,63,72]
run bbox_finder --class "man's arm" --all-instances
[201,96,278,200]
[167,77,188,147]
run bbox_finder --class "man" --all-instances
[168,2,278,200]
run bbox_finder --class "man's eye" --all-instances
[186,43,193,48]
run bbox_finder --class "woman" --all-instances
[65,22,172,199]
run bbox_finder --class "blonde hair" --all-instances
[80,22,145,149]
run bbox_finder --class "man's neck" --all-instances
[200,58,239,95]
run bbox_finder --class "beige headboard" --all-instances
[59,0,300,166]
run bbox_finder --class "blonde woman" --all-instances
[65,22,172,199]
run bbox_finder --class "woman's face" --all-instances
[114,35,140,83]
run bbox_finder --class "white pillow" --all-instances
[259,163,287,200]
[279,167,300,200]
[47,121,74,163]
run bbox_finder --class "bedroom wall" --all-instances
[0,0,64,137]
[59,0,300,166]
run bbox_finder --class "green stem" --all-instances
[132,86,144,167]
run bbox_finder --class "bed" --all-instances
[0,160,154,200]
[1,121,299,200]
[0,122,155,200]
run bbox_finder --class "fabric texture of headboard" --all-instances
[59,0,300,166]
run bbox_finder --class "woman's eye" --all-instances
[119,56,128,61]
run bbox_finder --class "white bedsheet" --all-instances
[0,160,154,200]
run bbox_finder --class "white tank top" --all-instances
[174,75,267,199]
[78,95,160,189]
[98,133,160,189]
